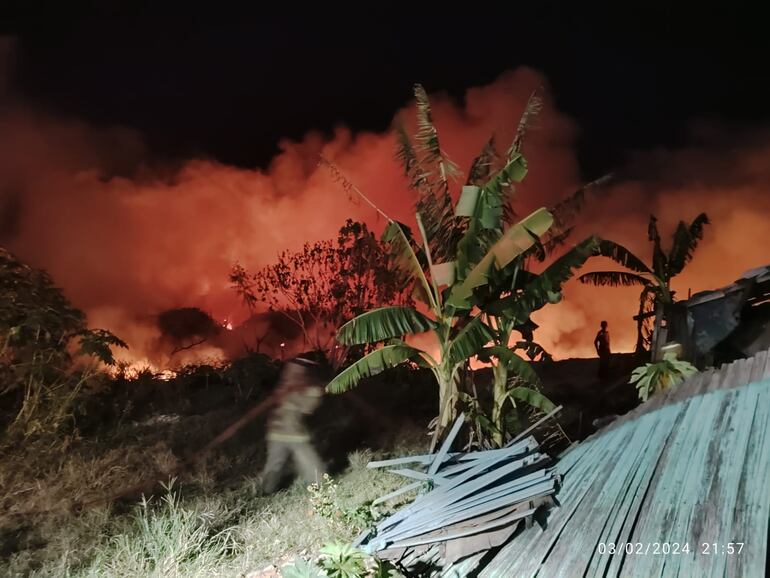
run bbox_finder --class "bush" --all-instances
[629,352,698,401]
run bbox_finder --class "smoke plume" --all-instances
[1,40,767,364]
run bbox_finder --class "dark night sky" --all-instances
[4,4,770,178]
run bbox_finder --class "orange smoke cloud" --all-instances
[1,58,767,364]
[0,68,579,364]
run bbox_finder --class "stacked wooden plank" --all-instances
[356,413,560,568]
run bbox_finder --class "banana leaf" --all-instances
[430,261,456,287]
[337,306,435,346]
[448,208,554,308]
[488,236,601,322]
[455,185,480,217]
[447,317,494,366]
[507,386,555,413]
[478,345,541,387]
[381,220,435,309]
[327,344,428,394]
[513,340,552,362]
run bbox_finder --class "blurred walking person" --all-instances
[260,353,327,493]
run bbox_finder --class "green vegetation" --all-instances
[0,247,126,439]
[629,352,698,401]
[0,415,418,577]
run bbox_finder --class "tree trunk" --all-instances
[430,367,460,452]
[651,301,666,361]
[491,362,508,447]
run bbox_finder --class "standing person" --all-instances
[594,320,611,379]
[260,353,327,493]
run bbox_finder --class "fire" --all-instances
[107,359,178,381]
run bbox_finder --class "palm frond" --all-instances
[337,306,435,346]
[667,213,709,276]
[578,270,652,288]
[595,240,653,274]
[488,236,602,322]
[508,91,543,157]
[327,344,428,394]
[648,215,668,278]
[448,317,494,366]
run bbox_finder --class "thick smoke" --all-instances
[0,62,578,365]
[533,126,770,357]
[1,40,767,363]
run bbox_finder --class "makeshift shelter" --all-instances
[661,265,770,367]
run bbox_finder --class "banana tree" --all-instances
[327,86,566,448]
[467,235,600,446]
[578,213,709,353]
[450,189,601,446]
[329,206,554,450]
[439,115,604,447]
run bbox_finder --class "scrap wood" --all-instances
[358,413,560,567]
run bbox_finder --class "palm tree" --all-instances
[578,213,709,353]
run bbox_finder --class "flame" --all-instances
[107,359,177,381]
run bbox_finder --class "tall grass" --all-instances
[1,446,411,577]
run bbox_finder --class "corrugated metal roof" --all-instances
[687,264,770,307]
[444,349,770,577]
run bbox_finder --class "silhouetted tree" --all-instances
[156,307,221,355]
[0,247,126,436]
[230,219,413,367]
[579,213,710,352]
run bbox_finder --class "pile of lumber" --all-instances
[356,414,560,568]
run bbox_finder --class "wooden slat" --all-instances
[728,380,770,577]
[428,412,466,477]
[681,387,753,577]
[585,405,682,578]
[372,348,770,577]
[482,426,629,577]
[371,481,422,506]
[621,392,716,577]
[749,349,768,382]
[546,412,659,576]
[763,351,770,379]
